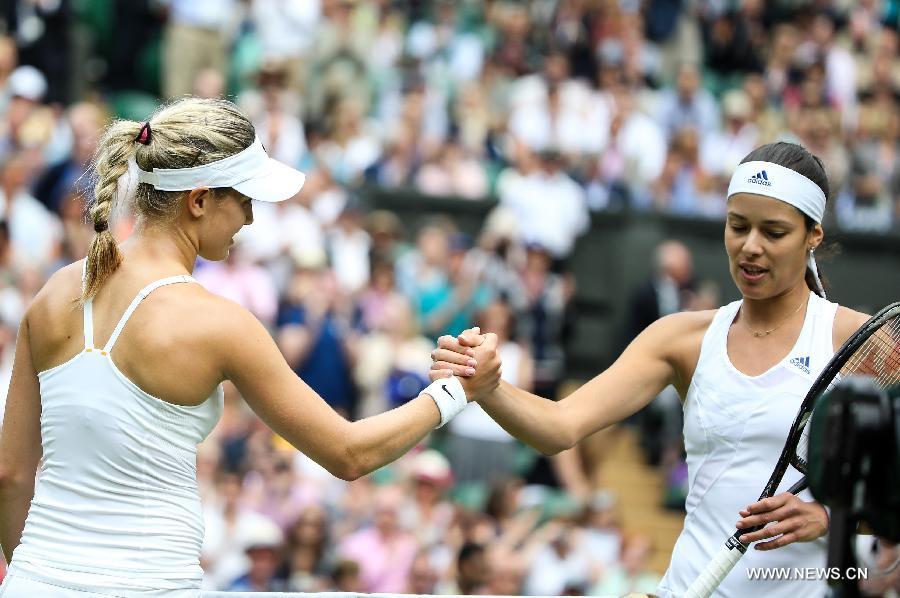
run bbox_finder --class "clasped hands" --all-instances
[430,327,501,402]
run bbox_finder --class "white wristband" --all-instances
[422,376,468,428]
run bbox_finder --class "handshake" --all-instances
[431,327,503,401]
[419,327,504,428]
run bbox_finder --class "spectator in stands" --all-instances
[245,64,308,168]
[194,243,279,328]
[328,559,364,594]
[524,517,592,596]
[579,490,625,577]
[700,89,759,179]
[400,449,456,550]
[276,260,358,417]
[355,293,432,417]
[364,122,422,189]
[405,549,440,595]
[623,240,696,344]
[225,519,288,591]
[590,90,667,210]
[652,126,723,217]
[497,147,589,260]
[315,97,381,185]
[161,0,236,99]
[517,242,573,401]
[202,472,283,589]
[484,548,527,596]
[284,505,333,592]
[655,62,720,140]
[3,0,69,104]
[418,232,493,341]
[0,151,61,269]
[452,542,490,595]
[0,65,47,161]
[338,485,418,594]
[326,200,371,295]
[249,0,320,95]
[590,532,661,596]
[0,36,18,114]
[415,138,489,200]
[33,102,103,216]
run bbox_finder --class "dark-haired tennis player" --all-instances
[431,142,871,597]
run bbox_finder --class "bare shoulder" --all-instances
[180,287,270,351]
[650,309,718,344]
[26,260,87,334]
[175,285,262,332]
[833,305,872,349]
[29,261,85,314]
[643,310,718,396]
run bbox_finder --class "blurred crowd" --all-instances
[2,0,900,595]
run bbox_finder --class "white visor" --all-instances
[136,137,305,202]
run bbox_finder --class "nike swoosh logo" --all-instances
[442,385,455,400]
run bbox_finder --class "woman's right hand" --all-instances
[430,328,502,401]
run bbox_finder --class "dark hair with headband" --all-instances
[739,142,831,296]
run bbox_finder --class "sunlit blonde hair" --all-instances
[83,97,255,303]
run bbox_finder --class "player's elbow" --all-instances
[333,463,364,482]
[537,434,577,456]
[325,451,365,482]
[537,410,580,455]
[0,466,32,494]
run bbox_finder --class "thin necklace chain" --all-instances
[742,298,806,338]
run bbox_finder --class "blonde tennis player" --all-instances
[0,98,499,597]
[431,142,871,597]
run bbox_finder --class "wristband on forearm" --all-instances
[421,376,468,428]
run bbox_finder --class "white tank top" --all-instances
[11,275,223,595]
[657,292,838,598]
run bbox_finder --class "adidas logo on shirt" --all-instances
[747,170,772,186]
[790,355,811,374]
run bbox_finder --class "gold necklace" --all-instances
[742,298,806,338]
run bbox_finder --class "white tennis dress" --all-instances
[657,292,837,597]
[1,276,223,597]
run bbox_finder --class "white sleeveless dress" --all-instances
[657,292,837,597]
[0,276,223,597]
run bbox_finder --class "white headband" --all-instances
[727,161,826,223]
[135,137,306,203]
[727,160,827,297]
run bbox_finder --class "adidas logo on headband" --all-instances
[747,170,772,187]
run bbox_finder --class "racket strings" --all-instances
[792,314,900,473]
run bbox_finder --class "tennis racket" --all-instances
[685,301,900,598]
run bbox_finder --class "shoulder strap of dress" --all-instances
[81,259,95,350]
[102,275,195,353]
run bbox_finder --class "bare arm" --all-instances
[432,314,699,455]
[0,317,43,563]
[219,305,500,480]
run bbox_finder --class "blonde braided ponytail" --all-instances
[81,120,142,303]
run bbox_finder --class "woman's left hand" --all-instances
[735,492,829,550]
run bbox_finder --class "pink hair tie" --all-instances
[135,122,152,145]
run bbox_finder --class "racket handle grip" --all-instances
[786,476,808,495]
[684,541,745,598]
